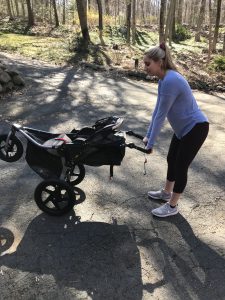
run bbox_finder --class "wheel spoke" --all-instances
[44,188,54,195]
[72,172,80,176]
[52,200,61,210]
[43,194,54,204]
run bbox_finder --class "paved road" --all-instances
[0,52,225,300]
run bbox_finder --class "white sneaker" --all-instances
[148,189,172,202]
[151,203,178,217]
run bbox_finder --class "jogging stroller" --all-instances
[0,116,148,216]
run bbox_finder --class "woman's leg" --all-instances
[164,180,175,194]
[164,134,180,193]
[170,123,209,207]
[152,122,209,217]
[172,122,209,195]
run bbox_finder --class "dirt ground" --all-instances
[0,52,225,300]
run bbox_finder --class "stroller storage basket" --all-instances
[76,133,125,166]
[26,141,63,179]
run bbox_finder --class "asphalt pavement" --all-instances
[1,52,225,300]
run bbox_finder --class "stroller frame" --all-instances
[0,117,148,216]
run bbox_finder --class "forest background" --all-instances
[0,0,225,92]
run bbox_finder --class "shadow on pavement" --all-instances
[139,214,225,299]
[0,212,143,300]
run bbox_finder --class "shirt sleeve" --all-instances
[146,96,159,138]
[146,79,178,149]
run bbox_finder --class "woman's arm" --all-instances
[146,92,176,149]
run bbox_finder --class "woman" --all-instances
[143,42,209,217]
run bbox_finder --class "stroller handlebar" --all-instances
[125,130,144,140]
[125,143,149,154]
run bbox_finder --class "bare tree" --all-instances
[140,0,146,25]
[105,0,110,15]
[6,0,14,20]
[159,0,166,43]
[87,0,91,10]
[96,0,104,45]
[26,0,34,26]
[126,0,132,44]
[132,0,136,45]
[195,0,206,42]
[62,0,66,24]
[76,0,90,42]
[208,0,213,61]
[14,0,19,16]
[223,34,225,56]
[177,0,184,24]
[165,0,176,45]
[212,0,222,52]
[21,0,26,18]
[52,0,59,27]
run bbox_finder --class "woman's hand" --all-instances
[143,136,148,145]
[143,137,152,154]
[145,147,153,154]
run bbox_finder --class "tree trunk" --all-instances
[212,0,222,52]
[88,0,91,10]
[195,0,206,42]
[172,0,176,42]
[222,34,225,56]
[159,0,166,43]
[183,0,188,24]
[52,0,59,27]
[105,0,110,15]
[14,0,19,16]
[132,0,136,45]
[6,0,14,20]
[177,0,183,24]
[208,0,213,61]
[96,0,104,45]
[126,0,132,44]
[26,0,34,26]
[165,0,176,45]
[62,0,66,24]
[76,0,90,42]
[21,0,26,18]
[189,0,198,27]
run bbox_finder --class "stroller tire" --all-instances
[66,164,85,186]
[0,134,23,162]
[34,179,75,216]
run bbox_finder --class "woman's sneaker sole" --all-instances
[152,209,179,217]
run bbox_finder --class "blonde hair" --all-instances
[144,43,178,72]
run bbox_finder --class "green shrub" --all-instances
[213,55,225,71]
[173,24,191,42]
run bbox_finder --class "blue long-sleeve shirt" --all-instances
[146,70,208,149]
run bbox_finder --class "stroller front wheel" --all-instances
[34,179,75,216]
[0,134,23,162]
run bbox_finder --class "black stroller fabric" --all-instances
[25,121,125,180]
[66,132,126,166]
[25,141,63,179]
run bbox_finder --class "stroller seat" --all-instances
[43,134,72,148]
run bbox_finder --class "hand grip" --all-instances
[126,143,150,154]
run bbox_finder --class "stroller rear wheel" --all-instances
[0,134,23,162]
[34,179,75,216]
[66,164,85,186]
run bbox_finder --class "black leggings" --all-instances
[167,122,209,193]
